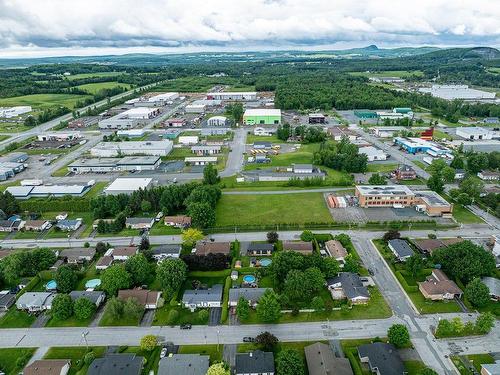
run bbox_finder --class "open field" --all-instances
[0,93,91,110]
[366,163,398,173]
[215,192,333,227]
[64,71,126,80]
[441,194,484,224]
[348,70,424,78]
[244,143,318,170]
[76,81,133,94]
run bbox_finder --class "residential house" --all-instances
[95,255,113,270]
[16,292,56,312]
[112,246,138,261]
[454,169,466,180]
[247,243,274,256]
[182,284,223,312]
[412,238,463,254]
[69,291,106,308]
[327,272,370,304]
[325,240,348,266]
[0,219,21,232]
[59,248,96,264]
[235,351,275,375]
[282,241,314,255]
[88,354,144,375]
[56,219,82,231]
[481,277,500,301]
[0,291,15,311]
[418,269,463,300]
[388,239,414,262]
[481,361,500,375]
[394,164,417,181]
[50,259,65,270]
[117,289,161,309]
[304,342,353,375]
[228,288,270,307]
[231,270,238,280]
[164,215,191,228]
[158,354,209,375]
[151,244,182,261]
[194,241,231,256]
[477,171,500,181]
[23,220,50,231]
[358,342,405,375]
[56,213,68,221]
[24,360,71,375]
[125,217,154,230]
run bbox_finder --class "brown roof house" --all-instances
[164,215,191,228]
[24,360,71,375]
[305,342,353,375]
[412,238,463,254]
[59,248,96,264]
[325,240,348,266]
[112,246,138,261]
[282,241,314,255]
[95,255,113,270]
[419,269,463,300]
[195,241,231,256]
[22,220,51,231]
[118,289,162,309]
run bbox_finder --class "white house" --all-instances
[182,284,223,312]
[178,136,199,145]
[207,116,227,126]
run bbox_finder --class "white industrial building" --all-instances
[254,127,276,136]
[206,92,257,101]
[104,178,153,195]
[359,146,388,161]
[456,127,494,141]
[6,183,93,199]
[37,132,82,142]
[376,111,410,120]
[90,140,173,157]
[372,127,403,138]
[207,116,228,126]
[68,156,161,173]
[178,136,199,145]
[185,104,206,113]
[98,107,160,129]
[146,92,179,103]
[116,129,146,138]
[0,106,32,118]
[419,85,496,101]
[185,156,218,165]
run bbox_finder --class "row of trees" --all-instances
[0,248,56,287]
[435,313,495,338]
[51,294,97,321]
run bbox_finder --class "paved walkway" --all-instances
[26,346,49,365]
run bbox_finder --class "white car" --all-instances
[160,347,168,358]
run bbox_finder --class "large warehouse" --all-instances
[90,140,173,157]
[456,127,494,140]
[394,137,452,157]
[104,178,153,195]
[68,156,161,173]
[419,85,496,101]
[0,106,32,118]
[98,107,160,129]
[243,109,282,125]
[206,92,257,101]
[6,183,92,199]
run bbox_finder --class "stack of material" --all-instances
[327,195,347,208]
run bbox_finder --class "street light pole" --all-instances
[82,331,89,351]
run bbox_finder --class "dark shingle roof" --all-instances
[358,343,405,375]
[88,354,144,375]
[327,272,369,300]
[158,354,209,375]
[235,351,274,374]
[388,239,414,259]
[304,342,353,375]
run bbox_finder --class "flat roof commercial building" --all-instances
[456,127,494,140]
[358,146,387,161]
[185,104,206,113]
[90,140,173,157]
[394,137,452,157]
[0,106,32,118]
[243,109,281,125]
[99,107,160,129]
[104,178,153,195]
[419,85,496,101]
[6,183,92,199]
[68,156,161,173]
[206,92,257,101]
[185,156,217,165]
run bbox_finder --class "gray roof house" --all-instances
[59,248,96,263]
[182,284,223,312]
[327,273,370,304]
[247,243,274,256]
[482,361,500,375]
[235,351,275,375]
[88,354,144,375]
[304,342,353,375]
[358,343,405,375]
[56,219,82,231]
[481,276,500,300]
[228,288,270,307]
[69,291,106,307]
[158,354,209,375]
[16,292,56,312]
[125,217,155,230]
[388,239,414,261]
[0,292,16,311]
[152,244,182,261]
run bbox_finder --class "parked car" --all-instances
[160,347,168,358]
[180,323,192,330]
[243,337,255,343]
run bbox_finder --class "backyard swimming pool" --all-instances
[85,279,101,289]
[260,258,272,267]
[243,275,256,283]
[45,280,57,290]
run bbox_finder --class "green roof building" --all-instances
[393,107,412,114]
[354,110,378,119]
[243,109,282,125]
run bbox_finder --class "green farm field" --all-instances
[76,81,133,94]
[348,70,424,78]
[215,192,333,226]
[64,71,126,80]
[0,93,91,110]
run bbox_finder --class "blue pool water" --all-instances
[243,275,256,283]
[85,279,101,289]
[45,280,57,290]
[260,258,272,267]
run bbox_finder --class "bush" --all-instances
[84,351,95,365]
[140,334,158,351]
[387,324,410,348]
[167,309,179,325]
[300,230,314,242]
[395,271,419,293]
[197,309,209,323]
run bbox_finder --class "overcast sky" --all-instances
[1,0,499,57]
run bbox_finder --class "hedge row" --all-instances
[220,276,232,324]
[395,270,419,293]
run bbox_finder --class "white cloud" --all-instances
[0,0,499,56]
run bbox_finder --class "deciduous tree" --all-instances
[52,294,73,321]
[387,324,410,348]
[156,258,188,298]
[101,264,132,296]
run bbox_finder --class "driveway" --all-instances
[209,307,222,326]
[223,344,236,370]
[31,313,50,328]
[140,310,155,327]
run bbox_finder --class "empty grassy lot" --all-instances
[366,163,398,173]
[0,348,36,375]
[76,81,133,94]
[0,93,91,110]
[215,193,333,227]
[244,143,318,171]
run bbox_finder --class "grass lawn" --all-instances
[153,305,208,326]
[99,307,143,327]
[0,348,36,375]
[96,227,140,237]
[398,177,426,185]
[215,193,333,227]
[220,175,353,190]
[413,161,429,170]
[12,230,43,239]
[0,308,36,328]
[163,147,192,158]
[366,163,398,173]
[441,194,483,224]
[372,240,462,314]
[432,129,453,141]
[45,314,94,327]
[404,361,428,375]
[44,346,106,375]
[246,134,283,144]
[178,345,222,364]
[244,143,319,171]
[149,222,182,236]
[0,93,91,110]
[76,81,133,94]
